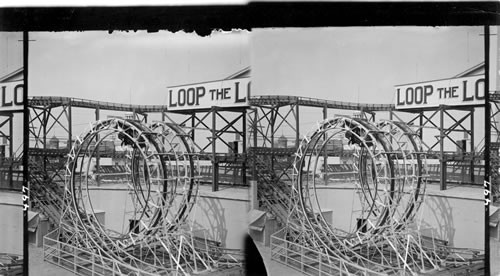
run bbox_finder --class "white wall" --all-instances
[0,192,23,254]
[309,186,483,249]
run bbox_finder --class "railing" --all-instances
[29,95,394,113]
[270,229,373,276]
[43,230,162,276]
[427,163,484,186]
[249,95,394,111]
[29,96,166,113]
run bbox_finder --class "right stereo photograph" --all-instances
[247,26,490,276]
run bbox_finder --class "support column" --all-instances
[323,106,328,185]
[9,115,13,188]
[252,109,257,181]
[191,113,196,142]
[295,104,300,148]
[212,109,218,192]
[419,111,424,140]
[161,111,166,145]
[95,107,100,186]
[439,106,446,190]
[249,180,258,210]
[242,109,247,185]
[470,109,475,183]
[42,109,47,173]
[485,25,491,276]
[68,103,72,150]
[270,107,275,176]
[253,109,257,148]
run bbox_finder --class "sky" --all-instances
[250,27,485,104]
[30,30,249,106]
[0,32,23,78]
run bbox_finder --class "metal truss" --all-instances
[0,112,20,190]
[28,96,247,193]
[54,118,242,275]
[490,94,500,202]
[390,106,481,189]
[161,107,247,191]
[276,115,483,275]
[248,97,379,152]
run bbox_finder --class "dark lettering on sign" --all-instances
[217,89,225,100]
[235,82,246,103]
[451,86,458,98]
[475,78,485,100]
[414,86,423,104]
[169,90,177,107]
[1,86,12,107]
[169,80,249,108]
[405,88,414,104]
[196,87,205,105]
[396,89,404,106]
[441,86,458,98]
[223,88,230,99]
[397,77,484,109]
[462,80,473,102]
[397,85,433,106]
[178,89,186,106]
[424,85,432,104]
[186,88,196,105]
[209,88,232,100]
[444,87,452,98]
[14,85,23,105]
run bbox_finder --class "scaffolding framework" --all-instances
[27,94,486,275]
[274,116,483,275]
[54,118,242,275]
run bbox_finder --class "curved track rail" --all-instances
[57,118,242,275]
[282,116,482,275]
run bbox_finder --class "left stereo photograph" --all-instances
[26,30,251,276]
[0,31,25,276]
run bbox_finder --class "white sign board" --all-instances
[0,80,23,112]
[394,75,484,110]
[167,77,250,111]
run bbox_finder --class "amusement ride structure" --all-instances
[23,91,488,275]
[270,116,483,275]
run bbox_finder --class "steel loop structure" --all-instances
[26,94,485,275]
[55,118,242,275]
[279,116,481,275]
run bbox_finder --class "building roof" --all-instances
[224,67,250,80]
[278,134,287,141]
[0,67,23,82]
[454,62,484,78]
